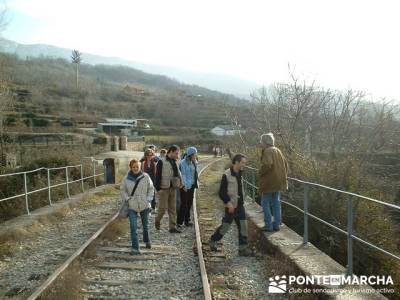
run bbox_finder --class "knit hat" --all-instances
[260,133,275,146]
[186,146,198,157]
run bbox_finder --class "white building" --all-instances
[104,118,150,128]
[211,125,245,136]
[98,118,150,135]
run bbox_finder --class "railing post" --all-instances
[244,172,248,196]
[93,160,97,188]
[303,184,309,244]
[252,171,256,201]
[347,195,353,276]
[23,172,30,215]
[80,164,84,192]
[65,167,70,198]
[47,169,52,206]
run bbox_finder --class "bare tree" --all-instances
[227,68,399,181]
[71,50,82,89]
[0,79,12,159]
[0,2,12,162]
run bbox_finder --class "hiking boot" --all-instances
[169,228,182,233]
[238,247,255,257]
[177,224,184,229]
[145,243,151,249]
[209,239,218,251]
[155,221,160,230]
[185,222,194,227]
[130,249,141,255]
[261,225,274,232]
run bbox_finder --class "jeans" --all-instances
[128,208,150,250]
[261,192,281,230]
[211,204,248,249]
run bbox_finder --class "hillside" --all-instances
[0,51,252,131]
[0,38,259,98]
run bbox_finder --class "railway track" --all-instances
[196,159,274,300]
[24,157,273,300]
[26,157,216,300]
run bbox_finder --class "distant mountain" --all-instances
[0,38,259,99]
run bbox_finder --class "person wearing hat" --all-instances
[258,133,288,232]
[177,146,199,227]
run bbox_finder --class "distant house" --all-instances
[74,116,102,128]
[98,122,135,136]
[135,119,150,128]
[123,84,145,95]
[98,118,150,135]
[104,118,150,128]
[211,125,245,136]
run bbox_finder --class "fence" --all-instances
[242,165,400,276]
[0,161,105,216]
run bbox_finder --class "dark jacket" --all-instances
[141,158,156,182]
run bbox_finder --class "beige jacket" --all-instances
[160,157,182,189]
[120,173,154,212]
[223,168,246,208]
[258,146,288,193]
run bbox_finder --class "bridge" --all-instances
[0,150,398,299]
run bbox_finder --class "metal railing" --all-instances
[0,161,105,216]
[243,165,400,276]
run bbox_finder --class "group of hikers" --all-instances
[120,145,199,254]
[120,132,288,256]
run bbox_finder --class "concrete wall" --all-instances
[127,141,145,151]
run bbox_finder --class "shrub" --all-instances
[60,120,74,127]
[5,117,17,126]
[32,118,49,127]
[93,136,108,145]
[23,119,31,127]
[22,112,36,118]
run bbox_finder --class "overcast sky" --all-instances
[2,0,400,100]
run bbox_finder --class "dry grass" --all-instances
[0,241,14,257]
[39,259,82,300]
[0,187,119,258]
[100,219,128,241]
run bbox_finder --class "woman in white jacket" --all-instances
[120,159,155,255]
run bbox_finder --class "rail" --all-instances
[243,165,400,276]
[27,212,119,300]
[193,158,223,300]
[0,160,105,215]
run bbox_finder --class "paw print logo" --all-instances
[268,275,287,293]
